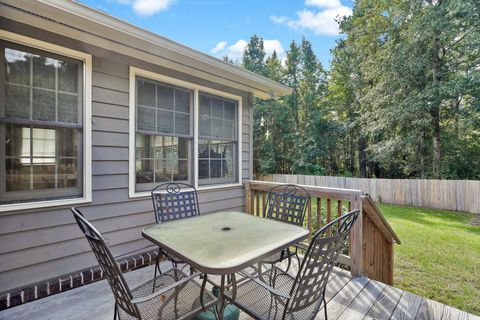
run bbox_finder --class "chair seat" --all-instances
[119,268,217,320]
[225,267,294,320]
[261,248,295,265]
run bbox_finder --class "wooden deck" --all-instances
[0,263,477,320]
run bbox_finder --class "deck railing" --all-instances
[244,180,400,285]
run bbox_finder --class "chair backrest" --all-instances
[264,184,311,226]
[286,210,360,317]
[151,182,200,223]
[71,208,140,319]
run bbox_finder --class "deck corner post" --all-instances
[244,180,252,214]
[350,194,363,277]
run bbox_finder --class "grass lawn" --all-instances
[379,204,480,316]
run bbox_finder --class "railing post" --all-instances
[244,181,252,214]
[350,194,363,277]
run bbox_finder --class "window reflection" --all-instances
[5,125,80,192]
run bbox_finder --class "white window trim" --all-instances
[0,30,92,213]
[129,67,243,198]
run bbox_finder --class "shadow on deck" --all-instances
[0,262,477,320]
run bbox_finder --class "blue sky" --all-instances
[80,0,353,68]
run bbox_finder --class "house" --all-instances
[0,0,292,307]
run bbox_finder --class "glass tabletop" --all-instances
[142,211,309,275]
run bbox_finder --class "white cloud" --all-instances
[271,0,352,36]
[117,0,174,16]
[211,41,227,54]
[211,39,286,62]
[264,40,285,59]
[305,0,341,8]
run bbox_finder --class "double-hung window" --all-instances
[131,69,241,195]
[135,77,193,192]
[198,93,237,185]
[0,37,90,208]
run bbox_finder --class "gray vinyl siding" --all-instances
[0,20,251,292]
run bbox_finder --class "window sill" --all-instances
[0,196,92,214]
[129,182,243,199]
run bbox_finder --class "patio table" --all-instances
[142,211,309,319]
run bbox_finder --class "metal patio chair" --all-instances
[151,182,200,276]
[261,184,311,273]
[226,210,360,320]
[71,207,216,320]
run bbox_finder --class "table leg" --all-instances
[215,275,226,320]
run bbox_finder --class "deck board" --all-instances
[363,283,404,320]
[0,264,477,320]
[317,276,370,319]
[390,290,424,320]
[336,278,386,320]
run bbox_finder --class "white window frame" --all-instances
[0,30,92,212]
[129,67,242,198]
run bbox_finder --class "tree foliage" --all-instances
[238,0,480,179]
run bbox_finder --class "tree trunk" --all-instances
[431,36,442,179]
[358,137,367,177]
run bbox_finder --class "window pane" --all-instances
[175,90,190,113]
[33,56,56,89]
[32,88,55,121]
[200,95,211,115]
[157,86,173,110]
[199,116,211,137]
[5,124,26,157]
[224,101,236,120]
[136,159,154,183]
[211,118,223,138]
[136,133,154,158]
[173,160,188,181]
[138,80,155,107]
[5,84,30,118]
[198,139,236,185]
[154,160,170,183]
[58,93,78,123]
[211,98,224,118]
[6,158,30,191]
[5,48,32,85]
[137,106,155,132]
[199,160,209,179]
[175,113,189,135]
[223,120,235,140]
[198,140,208,159]
[32,160,56,189]
[57,128,79,157]
[58,61,78,93]
[210,160,222,178]
[58,158,78,188]
[32,128,56,158]
[154,135,172,159]
[157,110,174,133]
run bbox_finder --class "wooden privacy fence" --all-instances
[244,180,401,285]
[259,174,480,214]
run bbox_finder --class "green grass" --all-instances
[379,204,480,316]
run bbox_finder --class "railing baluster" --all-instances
[255,191,260,216]
[262,191,266,217]
[317,197,321,230]
[327,198,332,236]
[307,200,312,241]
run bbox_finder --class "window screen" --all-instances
[198,93,238,185]
[135,78,193,191]
[0,41,83,205]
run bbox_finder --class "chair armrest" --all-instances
[131,271,202,304]
[238,270,291,300]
